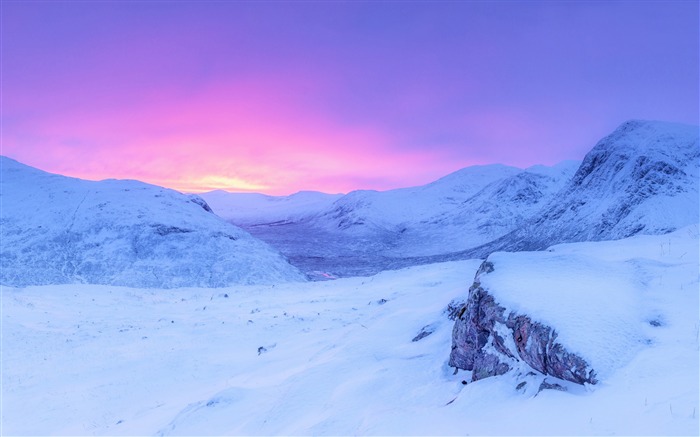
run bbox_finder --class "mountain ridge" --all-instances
[464,119,699,257]
[202,119,699,277]
[0,156,306,288]
[3,119,696,281]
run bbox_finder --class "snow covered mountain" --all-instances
[202,120,698,277]
[469,120,700,256]
[204,162,579,277]
[392,161,580,256]
[0,157,306,288]
[307,164,524,234]
[5,120,694,284]
[200,190,343,226]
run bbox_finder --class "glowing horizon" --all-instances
[2,2,698,195]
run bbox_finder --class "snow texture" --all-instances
[2,228,698,435]
[479,250,642,379]
[0,157,306,288]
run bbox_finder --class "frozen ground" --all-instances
[2,227,699,435]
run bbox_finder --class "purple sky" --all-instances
[2,1,698,194]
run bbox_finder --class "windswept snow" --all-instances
[2,227,698,435]
[480,234,690,379]
[0,156,305,288]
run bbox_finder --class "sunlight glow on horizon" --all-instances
[2,2,697,194]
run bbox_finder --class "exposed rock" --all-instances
[444,298,468,320]
[187,194,214,213]
[412,324,436,342]
[537,379,568,394]
[449,260,597,385]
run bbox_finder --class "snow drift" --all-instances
[0,157,306,288]
[450,224,700,396]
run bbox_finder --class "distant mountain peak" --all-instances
[471,120,699,256]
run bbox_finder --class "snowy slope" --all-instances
[2,227,698,435]
[199,190,343,226]
[308,164,523,233]
[203,164,524,232]
[204,163,577,277]
[199,120,697,279]
[473,120,700,255]
[394,160,581,256]
[0,157,306,288]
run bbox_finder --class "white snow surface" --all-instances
[2,227,698,436]
[485,120,700,253]
[0,156,306,288]
[199,190,343,226]
[202,164,528,232]
[201,162,579,277]
[198,121,698,279]
[310,164,525,231]
[482,247,658,378]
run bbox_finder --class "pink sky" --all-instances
[2,2,698,195]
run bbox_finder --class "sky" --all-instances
[2,1,698,195]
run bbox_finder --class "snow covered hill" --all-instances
[0,157,306,288]
[3,227,697,435]
[392,161,580,256]
[307,164,524,233]
[470,120,700,256]
[204,163,579,277]
[202,120,698,278]
[200,190,343,226]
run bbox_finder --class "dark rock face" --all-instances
[188,194,214,213]
[449,261,598,385]
[412,323,438,342]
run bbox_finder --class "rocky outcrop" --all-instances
[449,261,598,385]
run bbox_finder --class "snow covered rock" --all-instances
[450,260,597,385]
[0,157,306,288]
[448,214,688,386]
[450,220,699,388]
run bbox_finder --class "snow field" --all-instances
[2,227,699,435]
[2,261,479,435]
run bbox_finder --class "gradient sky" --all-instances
[2,1,698,195]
